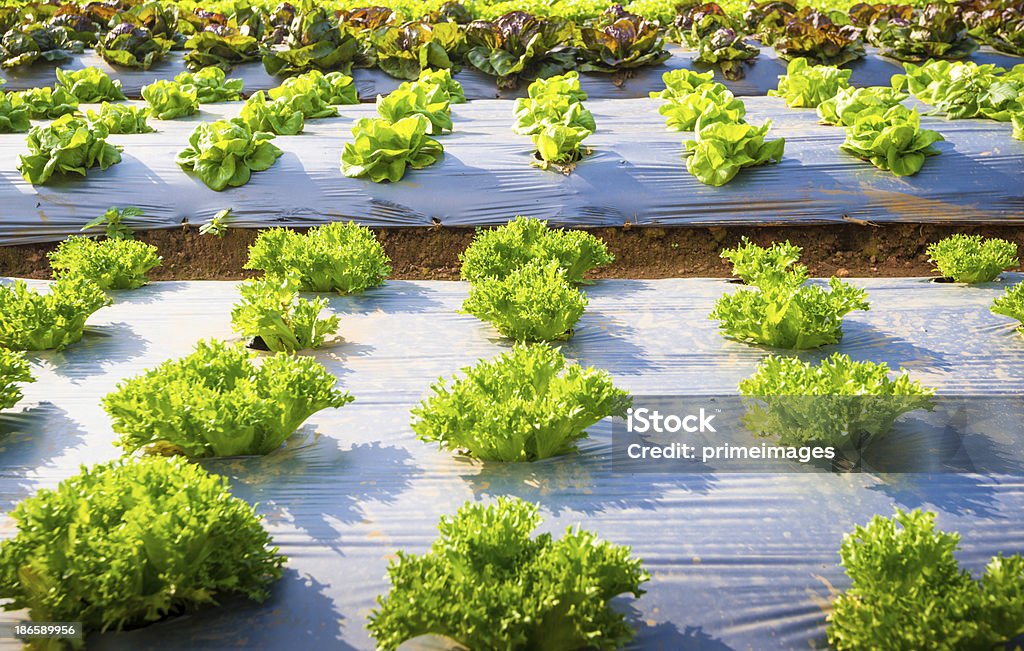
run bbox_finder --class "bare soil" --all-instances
[2,223,1024,280]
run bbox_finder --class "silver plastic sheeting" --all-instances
[0,45,1021,99]
[0,276,1023,650]
[1,97,1023,244]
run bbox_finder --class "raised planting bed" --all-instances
[1,97,1022,245]
[1,276,1023,648]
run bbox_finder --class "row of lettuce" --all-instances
[1,0,1022,87]
[3,57,1023,191]
[1,218,1023,647]
[2,218,1024,438]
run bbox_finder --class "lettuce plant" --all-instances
[649,68,716,100]
[512,72,595,136]
[711,239,869,349]
[828,509,1024,650]
[692,27,760,80]
[533,124,593,168]
[245,222,391,294]
[376,82,453,135]
[0,24,81,68]
[83,102,154,134]
[267,70,357,118]
[263,6,362,76]
[368,497,648,650]
[48,236,162,290]
[577,7,670,72]
[371,20,464,80]
[0,457,285,634]
[342,115,444,183]
[960,0,1024,56]
[992,282,1024,333]
[141,79,199,120]
[55,66,125,102]
[183,30,262,71]
[927,234,1019,283]
[897,60,1021,121]
[672,1,741,45]
[8,86,78,119]
[0,93,30,133]
[104,339,353,457]
[18,115,122,185]
[722,236,803,285]
[864,2,977,61]
[462,259,587,341]
[235,91,305,135]
[460,216,614,283]
[96,24,172,69]
[464,11,577,87]
[1014,110,1024,140]
[0,276,111,351]
[840,107,943,177]
[416,68,466,103]
[412,343,631,461]
[739,353,935,448]
[770,7,866,66]
[174,66,244,103]
[769,57,852,108]
[177,120,283,191]
[0,348,33,411]
[684,120,785,186]
[817,85,908,126]
[231,276,340,352]
[659,84,747,131]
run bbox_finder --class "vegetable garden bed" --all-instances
[2,97,1023,245]
[3,0,1024,646]
[2,44,1021,100]
[1,276,1022,649]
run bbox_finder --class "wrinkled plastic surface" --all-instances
[1,45,1021,99]
[0,276,1023,650]
[1,97,1022,244]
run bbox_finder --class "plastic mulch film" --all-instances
[0,276,1023,649]
[1,45,1021,100]
[1,97,1022,244]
